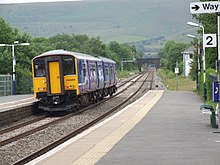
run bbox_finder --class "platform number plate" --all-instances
[203,34,217,48]
[175,68,179,74]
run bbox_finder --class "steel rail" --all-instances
[0,72,141,136]
[13,70,154,165]
[0,72,145,148]
[0,115,46,135]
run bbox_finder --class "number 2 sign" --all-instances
[203,34,217,48]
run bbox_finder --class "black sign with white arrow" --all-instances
[190,1,220,14]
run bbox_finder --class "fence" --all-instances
[0,75,12,96]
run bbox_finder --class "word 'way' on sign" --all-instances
[190,1,220,14]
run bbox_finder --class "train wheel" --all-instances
[92,92,98,103]
[99,91,104,101]
[109,88,113,97]
[78,95,89,107]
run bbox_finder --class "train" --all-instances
[32,50,117,111]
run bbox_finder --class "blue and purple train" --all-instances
[32,50,117,111]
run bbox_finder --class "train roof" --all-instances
[33,50,101,62]
[33,50,116,64]
[73,52,101,62]
[98,56,116,64]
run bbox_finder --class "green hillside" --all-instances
[0,0,195,45]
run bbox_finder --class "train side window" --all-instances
[105,64,109,78]
[98,64,102,76]
[110,65,113,75]
[63,56,76,75]
[34,59,45,77]
[93,64,96,77]
[83,63,86,82]
[90,64,96,77]
[78,60,83,83]
[105,64,109,81]
[90,65,93,76]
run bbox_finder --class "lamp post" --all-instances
[187,21,206,101]
[187,34,200,92]
[0,41,30,95]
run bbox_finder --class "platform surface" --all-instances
[28,90,220,165]
[0,94,36,112]
[97,91,220,165]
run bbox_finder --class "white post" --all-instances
[217,13,220,131]
[0,42,29,95]
[12,45,16,95]
[198,38,201,92]
[202,26,206,101]
[121,61,124,71]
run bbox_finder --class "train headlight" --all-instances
[66,85,74,89]
[38,87,46,91]
[52,96,60,105]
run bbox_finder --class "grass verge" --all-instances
[157,69,196,91]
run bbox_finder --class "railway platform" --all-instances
[0,94,37,126]
[0,94,36,111]
[28,90,220,165]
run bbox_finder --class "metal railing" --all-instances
[0,75,12,96]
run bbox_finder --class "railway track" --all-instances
[0,69,155,165]
[0,73,144,147]
[0,72,141,138]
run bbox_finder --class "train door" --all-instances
[78,60,83,91]
[104,64,109,87]
[78,60,89,92]
[89,62,96,90]
[82,61,89,91]
[46,57,64,95]
[109,64,113,86]
[114,64,117,84]
[97,62,104,89]
[49,61,61,94]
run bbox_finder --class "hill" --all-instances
[0,0,195,48]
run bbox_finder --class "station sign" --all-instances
[203,34,217,48]
[213,81,219,102]
[190,1,220,14]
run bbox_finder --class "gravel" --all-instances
[0,69,164,164]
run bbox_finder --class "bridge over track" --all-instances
[136,57,161,71]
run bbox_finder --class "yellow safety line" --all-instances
[71,90,163,165]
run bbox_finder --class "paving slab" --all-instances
[97,91,220,165]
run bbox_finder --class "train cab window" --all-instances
[34,58,45,77]
[63,56,76,75]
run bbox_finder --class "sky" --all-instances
[0,0,82,4]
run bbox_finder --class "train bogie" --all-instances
[32,50,117,111]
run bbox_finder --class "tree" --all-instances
[108,41,137,70]
[0,17,18,75]
[0,17,33,94]
[162,41,188,73]
[0,16,139,94]
[192,0,218,69]
[0,17,18,44]
[79,36,106,56]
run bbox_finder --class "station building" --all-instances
[182,46,195,77]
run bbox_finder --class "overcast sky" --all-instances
[0,0,82,4]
